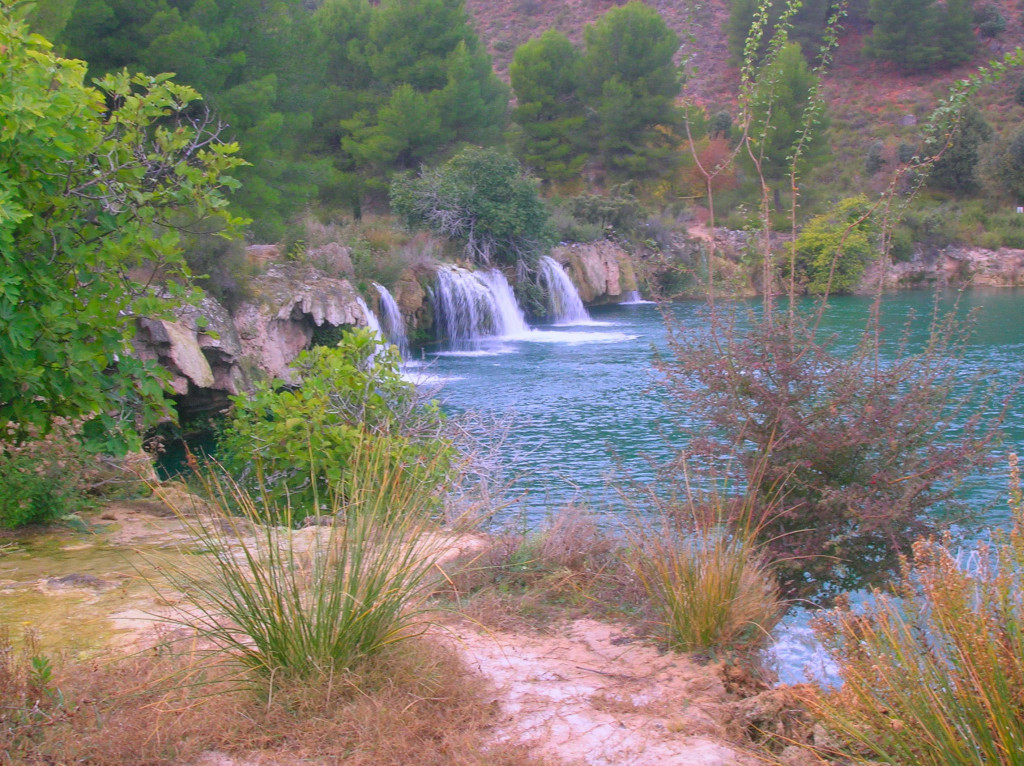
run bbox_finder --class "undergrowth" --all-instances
[0,630,536,765]
[809,454,1024,765]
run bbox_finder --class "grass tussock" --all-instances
[809,453,1024,765]
[153,438,451,681]
[0,632,536,766]
[442,505,630,630]
[622,472,785,654]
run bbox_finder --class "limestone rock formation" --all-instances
[233,263,370,383]
[133,262,372,414]
[551,241,639,304]
[134,294,247,412]
[862,245,1024,291]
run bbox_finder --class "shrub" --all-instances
[220,329,450,516]
[563,184,645,236]
[792,196,879,295]
[863,140,885,175]
[657,310,1004,600]
[0,421,95,529]
[155,437,451,680]
[390,146,552,268]
[975,5,1007,38]
[810,455,1024,765]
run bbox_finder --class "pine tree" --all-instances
[937,0,977,67]
[929,104,992,194]
[865,0,941,71]
[510,30,588,183]
[748,42,828,207]
[582,1,680,178]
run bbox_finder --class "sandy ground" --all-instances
[448,619,755,766]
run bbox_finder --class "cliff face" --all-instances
[552,241,640,304]
[862,245,1024,291]
[135,260,374,416]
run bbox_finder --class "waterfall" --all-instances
[373,283,409,357]
[622,290,653,304]
[355,296,382,338]
[538,256,590,324]
[431,265,529,347]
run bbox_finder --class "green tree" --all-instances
[390,147,551,267]
[509,29,588,183]
[220,330,449,513]
[59,0,320,240]
[581,1,681,177]
[986,126,1024,201]
[865,0,974,71]
[794,196,878,294]
[929,104,992,194]
[747,42,828,208]
[0,3,244,448]
[726,0,839,64]
[336,0,507,200]
[939,0,977,66]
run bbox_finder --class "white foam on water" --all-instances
[521,330,637,344]
[765,609,839,687]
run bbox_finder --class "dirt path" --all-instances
[449,619,755,766]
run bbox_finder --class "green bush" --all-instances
[562,184,645,236]
[793,196,879,294]
[220,328,451,517]
[390,146,552,268]
[0,422,94,529]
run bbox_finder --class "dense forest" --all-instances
[19,0,1024,243]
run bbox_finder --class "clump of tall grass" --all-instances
[810,453,1024,765]
[153,438,450,681]
[623,475,785,653]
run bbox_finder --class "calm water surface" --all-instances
[421,289,1024,683]
[425,290,1024,526]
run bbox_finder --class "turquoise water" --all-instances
[424,290,1024,528]
[422,289,1024,684]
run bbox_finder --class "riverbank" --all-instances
[0,495,817,766]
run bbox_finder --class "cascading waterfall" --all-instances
[538,255,590,324]
[621,290,652,305]
[355,296,383,337]
[431,265,529,347]
[373,283,409,357]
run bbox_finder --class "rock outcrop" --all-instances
[233,263,370,383]
[863,245,1024,291]
[134,294,248,415]
[134,260,373,415]
[551,241,639,304]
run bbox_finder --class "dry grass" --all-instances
[441,506,632,630]
[808,454,1024,765]
[0,631,540,766]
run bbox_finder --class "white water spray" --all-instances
[373,283,409,357]
[621,290,654,305]
[538,256,591,324]
[431,265,529,347]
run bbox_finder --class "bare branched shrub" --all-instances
[657,307,1006,600]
